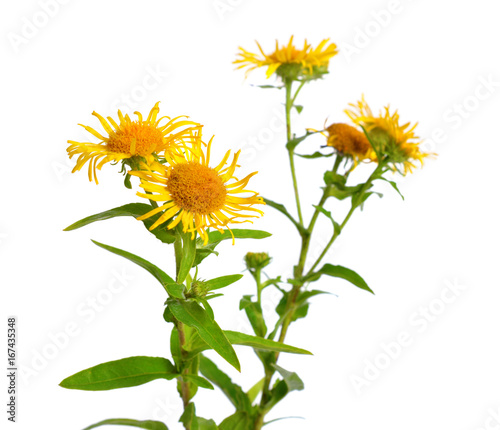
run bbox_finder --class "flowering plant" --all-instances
[61,36,431,430]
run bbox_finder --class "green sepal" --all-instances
[199,355,251,412]
[305,263,374,294]
[64,203,176,244]
[167,299,240,371]
[82,418,169,430]
[59,356,177,391]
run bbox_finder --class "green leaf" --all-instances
[176,229,197,284]
[170,328,182,368]
[197,417,218,430]
[65,203,176,244]
[205,274,243,291]
[91,240,181,298]
[296,151,334,159]
[255,84,283,89]
[219,412,251,430]
[247,378,264,404]
[224,331,312,355]
[184,330,311,358]
[180,403,198,430]
[294,104,303,114]
[272,364,304,391]
[379,177,405,200]
[207,229,272,242]
[167,300,240,371]
[60,356,177,391]
[308,264,374,294]
[263,198,306,234]
[194,230,271,267]
[239,296,267,338]
[82,418,169,430]
[181,374,214,390]
[312,205,340,236]
[199,356,251,412]
[323,172,347,187]
[285,132,313,151]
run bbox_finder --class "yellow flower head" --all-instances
[234,36,338,80]
[345,96,432,174]
[67,102,202,183]
[325,123,376,163]
[130,136,265,244]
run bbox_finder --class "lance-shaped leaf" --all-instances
[272,364,304,391]
[60,356,178,391]
[219,411,251,430]
[197,418,218,430]
[205,274,243,292]
[181,374,214,390]
[296,151,334,159]
[167,299,240,371]
[82,418,169,430]
[184,330,311,359]
[263,198,306,234]
[92,240,183,298]
[239,296,267,337]
[194,229,271,267]
[305,264,374,294]
[64,203,176,244]
[199,356,251,413]
[175,229,197,284]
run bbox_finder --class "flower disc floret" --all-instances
[130,136,265,244]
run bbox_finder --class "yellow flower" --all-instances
[345,96,432,174]
[234,36,338,80]
[325,123,376,163]
[67,102,201,184]
[130,137,265,244]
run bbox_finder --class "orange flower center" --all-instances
[167,162,227,214]
[107,122,164,156]
[326,123,371,157]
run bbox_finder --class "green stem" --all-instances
[306,162,385,275]
[285,79,304,226]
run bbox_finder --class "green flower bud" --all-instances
[244,252,272,271]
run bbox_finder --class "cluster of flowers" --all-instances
[235,36,431,174]
[67,102,264,244]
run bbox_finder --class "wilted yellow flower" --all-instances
[67,102,201,183]
[234,36,338,80]
[130,136,265,244]
[325,123,376,163]
[345,96,432,174]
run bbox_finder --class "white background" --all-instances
[2,0,500,429]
